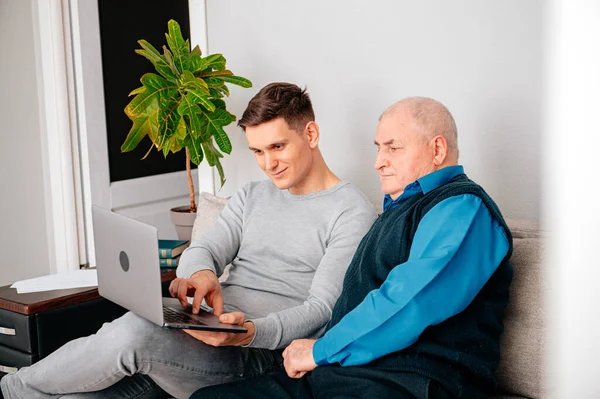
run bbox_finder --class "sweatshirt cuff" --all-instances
[175,262,216,279]
[176,248,217,278]
[312,338,330,366]
[245,316,280,349]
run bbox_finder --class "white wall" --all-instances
[0,0,51,285]
[545,1,600,397]
[203,0,543,218]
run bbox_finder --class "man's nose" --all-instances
[374,151,388,170]
[265,153,278,170]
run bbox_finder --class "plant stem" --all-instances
[186,147,197,213]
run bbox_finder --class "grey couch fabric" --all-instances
[494,218,546,398]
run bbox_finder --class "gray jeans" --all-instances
[0,312,283,399]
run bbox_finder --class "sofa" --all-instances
[494,218,546,398]
[192,194,546,398]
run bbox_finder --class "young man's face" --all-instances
[245,117,316,194]
[373,107,436,200]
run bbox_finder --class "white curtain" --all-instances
[32,0,88,272]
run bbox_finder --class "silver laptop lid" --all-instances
[92,205,164,326]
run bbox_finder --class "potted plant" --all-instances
[121,19,252,239]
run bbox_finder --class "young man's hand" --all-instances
[184,312,256,347]
[168,270,224,315]
[282,339,318,378]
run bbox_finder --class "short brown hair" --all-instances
[238,82,315,133]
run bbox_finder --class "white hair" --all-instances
[380,97,459,159]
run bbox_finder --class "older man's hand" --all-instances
[282,339,318,378]
[184,312,255,347]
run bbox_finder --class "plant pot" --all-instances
[170,206,196,241]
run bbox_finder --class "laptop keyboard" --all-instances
[163,306,204,326]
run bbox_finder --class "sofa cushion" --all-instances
[191,192,230,281]
[191,192,228,241]
[495,218,546,398]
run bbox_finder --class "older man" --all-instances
[194,97,513,399]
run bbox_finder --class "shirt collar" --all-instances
[383,165,464,211]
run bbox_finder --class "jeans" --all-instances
[0,312,283,399]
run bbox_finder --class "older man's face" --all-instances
[373,107,436,200]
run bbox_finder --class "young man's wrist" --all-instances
[239,321,256,346]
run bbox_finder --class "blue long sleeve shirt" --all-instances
[312,166,510,367]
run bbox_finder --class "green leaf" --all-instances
[125,89,158,118]
[140,73,177,101]
[179,90,215,115]
[128,86,145,96]
[157,99,182,150]
[167,20,187,53]
[121,99,159,152]
[201,141,216,166]
[183,112,202,139]
[167,119,186,153]
[189,53,207,73]
[135,40,177,82]
[204,77,225,88]
[121,117,149,152]
[135,40,162,63]
[212,124,232,154]
[180,70,210,94]
[140,73,169,90]
[196,69,234,78]
[219,75,253,88]
[196,108,234,154]
[162,46,181,77]
[125,73,176,117]
[193,91,216,112]
[209,88,224,99]
[210,85,230,97]
[162,142,170,157]
[158,135,183,157]
[183,135,204,165]
[214,157,226,187]
[191,44,202,57]
[212,99,227,110]
[212,105,236,122]
[165,20,189,72]
[203,54,226,71]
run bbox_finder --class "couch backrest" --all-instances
[495,218,546,398]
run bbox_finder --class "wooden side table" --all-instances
[0,269,176,375]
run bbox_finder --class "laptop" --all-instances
[91,205,247,333]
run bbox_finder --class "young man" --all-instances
[194,97,513,399]
[0,83,377,399]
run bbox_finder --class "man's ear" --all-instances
[431,135,448,166]
[305,121,320,149]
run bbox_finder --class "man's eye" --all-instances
[253,150,262,154]
[274,145,283,149]
[390,147,400,151]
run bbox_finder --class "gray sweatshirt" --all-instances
[177,180,377,349]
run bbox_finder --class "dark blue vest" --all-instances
[326,174,513,398]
